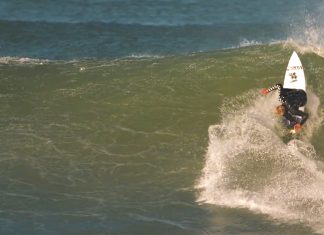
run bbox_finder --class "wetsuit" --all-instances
[266,83,308,128]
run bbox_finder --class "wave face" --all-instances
[0,20,288,60]
[0,44,323,234]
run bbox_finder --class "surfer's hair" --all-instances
[275,105,285,116]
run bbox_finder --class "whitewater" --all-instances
[197,89,324,233]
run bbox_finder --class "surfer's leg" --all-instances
[289,107,308,125]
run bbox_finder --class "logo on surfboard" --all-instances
[287,66,303,71]
[289,72,298,82]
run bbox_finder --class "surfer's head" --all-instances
[275,105,286,116]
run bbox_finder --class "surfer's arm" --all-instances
[266,83,290,106]
[261,83,283,95]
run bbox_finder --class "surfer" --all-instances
[261,83,308,133]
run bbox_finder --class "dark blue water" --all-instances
[0,0,323,59]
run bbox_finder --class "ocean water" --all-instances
[0,0,324,234]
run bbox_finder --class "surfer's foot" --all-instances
[294,123,302,133]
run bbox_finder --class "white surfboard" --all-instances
[283,51,306,91]
[283,51,306,111]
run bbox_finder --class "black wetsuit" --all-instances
[266,83,308,128]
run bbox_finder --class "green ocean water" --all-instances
[0,44,324,234]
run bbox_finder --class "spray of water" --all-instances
[286,12,324,57]
[196,90,324,233]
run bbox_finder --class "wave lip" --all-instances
[285,14,324,57]
[196,91,324,234]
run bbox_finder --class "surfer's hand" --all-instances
[260,88,269,95]
[294,123,302,133]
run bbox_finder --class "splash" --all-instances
[196,90,324,234]
[286,13,324,57]
[237,39,263,48]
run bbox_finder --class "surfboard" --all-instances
[283,51,306,90]
[283,51,306,111]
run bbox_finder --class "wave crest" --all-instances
[286,13,324,57]
[0,56,49,65]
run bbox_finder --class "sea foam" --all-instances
[196,90,324,234]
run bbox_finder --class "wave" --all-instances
[1,1,324,61]
[285,13,324,57]
[237,39,263,48]
[284,39,324,59]
[125,54,165,59]
[0,19,289,60]
[2,17,324,60]
[0,56,50,65]
[196,90,324,234]
[232,13,324,58]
